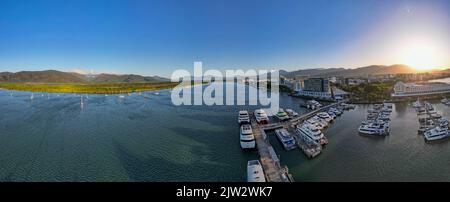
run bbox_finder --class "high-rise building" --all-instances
[303,78,330,92]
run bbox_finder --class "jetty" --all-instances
[251,101,344,182]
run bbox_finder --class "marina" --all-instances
[1,86,450,182]
[241,101,351,182]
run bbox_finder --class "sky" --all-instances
[0,0,449,77]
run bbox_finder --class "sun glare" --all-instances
[400,41,439,71]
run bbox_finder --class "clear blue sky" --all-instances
[0,0,449,77]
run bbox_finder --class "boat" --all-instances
[424,102,434,111]
[118,95,125,99]
[327,111,336,120]
[305,100,322,110]
[296,123,328,145]
[341,103,356,110]
[240,124,256,149]
[430,113,442,119]
[317,112,332,123]
[30,93,34,100]
[238,110,250,124]
[306,118,324,130]
[358,122,389,136]
[437,117,449,127]
[247,160,266,182]
[441,98,448,104]
[285,109,299,117]
[412,98,422,108]
[275,108,290,121]
[329,107,342,116]
[424,127,449,141]
[275,129,297,150]
[254,109,269,124]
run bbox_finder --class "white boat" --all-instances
[238,110,250,124]
[30,93,34,100]
[317,112,332,122]
[285,109,299,117]
[327,111,336,120]
[275,128,297,150]
[247,160,266,182]
[341,103,356,110]
[412,98,422,108]
[240,124,256,149]
[358,122,389,136]
[118,95,125,99]
[254,109,269,124]
[306,118,324,130]
[424,127,449,141]
[441,98,448,104]
[312,116,328,128]
[275,108,290,121]
[430,113,442,119]
[296,123,328,145]
[329,107,342,116]
[305,100,322,110]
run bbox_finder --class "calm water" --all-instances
[0,84,449,181]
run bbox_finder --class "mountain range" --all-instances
[0,64,448,83]
[0,70,170,83]
[279,64,445,78]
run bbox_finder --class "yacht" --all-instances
[247,160,266,182]
[306,117,324,130]
[412,98,422,108]
[437,118,449,127]
[329,107,342,116]
[313,116,329,128]
[30,93,34,100]
[296,123,328,145]
[275,108,290,121]
[358,122,389,136]
[341,103,356,110]
[238,110,250,124]
[275,129,297,150]
[254,109,269,124]
[240,124,256,149]
[306,100,322,110]
[430,113,442,119]
[285,109,299,117]
[441,97,448,104]
[317,112,332,123]
[424,127,449,141]
[327,111,336,120]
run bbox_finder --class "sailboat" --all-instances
[80,96,84,108]
[30,93,34,100]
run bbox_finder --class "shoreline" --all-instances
[0,82,181,94]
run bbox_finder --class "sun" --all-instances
[400,41,439,71]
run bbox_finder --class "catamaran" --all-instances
[275,128,297,150]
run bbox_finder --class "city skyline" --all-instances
[0,0,449,77]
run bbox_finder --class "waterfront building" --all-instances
[303,78,330,92]
[392,81,450,97]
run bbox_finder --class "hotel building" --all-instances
[392,81,450,97]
